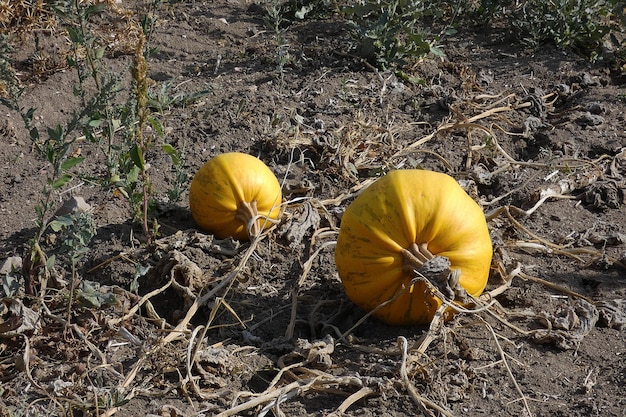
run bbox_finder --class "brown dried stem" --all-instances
[398,336,455,416]
[286,240,337,339]
[480,317,534,417]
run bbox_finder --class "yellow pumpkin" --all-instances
[189,152,282,240]
[334,169,492,325]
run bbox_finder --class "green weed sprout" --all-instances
[343,0,439,70]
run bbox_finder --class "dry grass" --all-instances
[0,0,57,34]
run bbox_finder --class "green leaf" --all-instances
[130,265,150,293]
[2,270,21,297]
[46,144,55,164]
[49,215,74,232]
[47,125,63,141]
[29,127,39,141]
[161,143,179,165]
[127,165,141,184]
[116,187,130,199]
[61,157,85,171]
[52,174,72,189]
[76,283,117,308]
[94,47,106,60]
[88,3,107,14]
[430,45,445,58]
[67,27,83,44]
[45,254,56,270]
[72,247,90,260]
[24,107,36,123]
[129,144,145,170]
[89,118,103,127]
[147,116,164,136]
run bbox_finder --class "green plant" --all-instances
[0,31,96,295]
[54,0,177,243]
[510,0,616,52]
[147,80,212,113]
[0,0,192,300]
[2,259,22,298]
[127,13,161,242]
[0,36,21,104]
[53,0,108,103]
[343,0,441,70]
[49,211,97,320]
[264,1,293,83]
[162,142,188,203]
[431,0,509,27]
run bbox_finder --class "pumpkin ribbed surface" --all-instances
[334,169,492,325]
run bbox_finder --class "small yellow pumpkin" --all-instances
[189,152,282,240]
[334,169,492,325]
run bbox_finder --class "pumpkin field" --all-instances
[0,1,625,416]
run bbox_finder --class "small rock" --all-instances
[522,115,546,137]
[576,112,604,127]
[584,102,606,114]
[579,72,599,87]
[477,70,494,86]
[54,196,91,217]
[0,256,22,275]
[554,83,570,96]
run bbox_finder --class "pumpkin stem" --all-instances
[235,200,261,238]
[402,242,465,302]
[401,242,435,272]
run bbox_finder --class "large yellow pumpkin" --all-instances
[334,169,492,325]
[189,152,282,240]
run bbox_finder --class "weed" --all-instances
[0,29,96,294]
[52,0,175,243]
[427,0,508,27]
[510,0,616,52]
[1,258,22,298]
[49,211,97,320]
[0,36,20,100]
[147,80,212,113]
[0,0,192,300]
[162,142,188,203]
[128,12,160,242]
[53,0,108,102]
[343,0,440,70]
[264,1,293,84]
